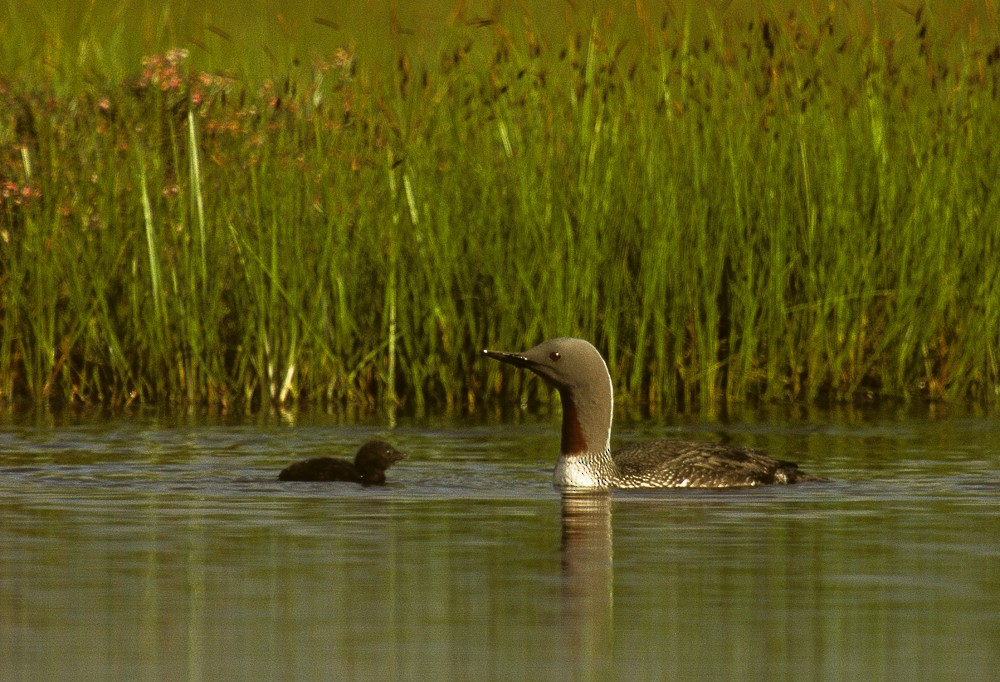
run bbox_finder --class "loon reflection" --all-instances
[560,491,614,676]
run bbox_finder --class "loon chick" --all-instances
[278,440,407,485]
[483,337,820,489]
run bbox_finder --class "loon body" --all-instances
[278,440,407,485]
[483,337,820,489]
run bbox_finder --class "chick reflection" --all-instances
[561,491,613,677]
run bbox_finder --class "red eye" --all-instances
[550,352,561,361]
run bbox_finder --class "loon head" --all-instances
[483,337,613,456]
[353,440,408,483]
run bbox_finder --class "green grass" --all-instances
[2,2,1000,414]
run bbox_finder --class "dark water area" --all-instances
[1,408,999,680]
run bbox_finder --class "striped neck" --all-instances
[553,449,621,489]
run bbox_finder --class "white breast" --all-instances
[553,455,608,488]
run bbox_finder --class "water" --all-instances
[1,410,999,680]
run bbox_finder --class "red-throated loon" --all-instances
[484,337,821,489]
[278,440,407,485]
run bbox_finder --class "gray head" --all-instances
[354,440,408,480]
[483,338,614,455]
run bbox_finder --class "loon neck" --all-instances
[554,385,619,488]
[557,359,614,455]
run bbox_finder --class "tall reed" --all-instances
[1,3,999,413]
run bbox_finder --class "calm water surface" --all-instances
[1,409,999,680]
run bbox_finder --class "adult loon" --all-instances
[278,440,407,485]
[483,337,821,489]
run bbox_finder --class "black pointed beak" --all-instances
[483,348,533,369]
[389,450,408,462]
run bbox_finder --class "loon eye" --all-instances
[550,351,561,362]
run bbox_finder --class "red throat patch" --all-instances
[560,398,588,454]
